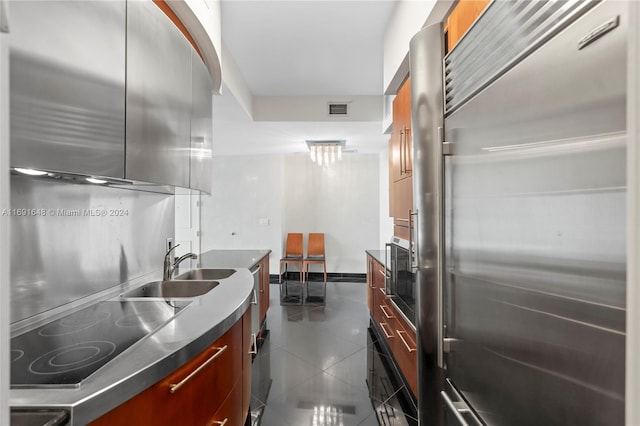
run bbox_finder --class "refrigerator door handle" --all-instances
[441,391,470,426]
[442,379,484,425]
[384,243,392,295]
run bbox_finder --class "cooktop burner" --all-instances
[11,300,189,388]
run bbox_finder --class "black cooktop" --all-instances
[11,300,188,388]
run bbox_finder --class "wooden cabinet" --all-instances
[389,78,413,239]
[366,254,417,398]
[446,0,490,51]
[367,254,390,330]
[91,309,251,426]
[388,304,418,396]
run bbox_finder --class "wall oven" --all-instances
[386,237,416,326]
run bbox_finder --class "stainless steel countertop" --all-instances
[365,249,386,268]
[9,249,270,425]
[197,249,271,270]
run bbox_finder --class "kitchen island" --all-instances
[10,249,271,425]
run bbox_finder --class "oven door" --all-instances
[389,243,416,326]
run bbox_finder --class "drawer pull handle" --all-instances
[397,330,416,353]
[212,419,229,426]
[249,333,258,355]
[169,345,228,393]
[380,322,394,338]
[380,305,394,319]
[378,287,391,298]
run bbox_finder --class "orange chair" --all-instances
[303,233,327,282]
[279,233,304,283]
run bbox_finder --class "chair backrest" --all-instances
[307,233,325,257]
[285,233,303,257]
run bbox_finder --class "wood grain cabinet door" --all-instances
[446,0,490,50]
[90,315,245,426]
[188,320,242,423]
[209,380,244,426]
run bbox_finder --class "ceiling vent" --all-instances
[328,103,349,117]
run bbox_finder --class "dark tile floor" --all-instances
[249,281,414,426]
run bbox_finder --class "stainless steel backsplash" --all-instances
[10,175,174,323]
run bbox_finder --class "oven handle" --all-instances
[409,209,419,272]
[384,243,392,295]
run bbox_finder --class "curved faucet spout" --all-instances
[163,244,198,280]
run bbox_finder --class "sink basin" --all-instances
[176,268,236,280]
[122,280,219,298]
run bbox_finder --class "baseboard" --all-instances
[269,272,366,284]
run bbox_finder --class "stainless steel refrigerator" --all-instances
[409,1,627,424]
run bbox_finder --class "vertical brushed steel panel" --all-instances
[409,23,446,426]
[10,176,174,323]
[9,0,126,177]
[190,51,213,193]
[442,1,627,424]
[126,0,191,188]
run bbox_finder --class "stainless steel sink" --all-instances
[121,280,219,298]
[176,268,236,280]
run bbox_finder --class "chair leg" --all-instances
[323,264,327,283]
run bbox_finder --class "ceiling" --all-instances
[213,0,398,156]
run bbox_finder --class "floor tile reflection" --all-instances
[252,282,378,426]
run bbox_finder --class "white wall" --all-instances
[383,0,438,93]
[284,154,380,273]
[200,154,285,272]
[200,153,382,275]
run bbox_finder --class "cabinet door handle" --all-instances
[380,322,394,338]
[211,419,228,426]
[169,345,228,393]
[249,333,258,355]
[251,264,262,275]
[251,290,258,305]
[380,305,394,319]
[405,127,412,173]
[397,330,416,353]
[399,129,405,175]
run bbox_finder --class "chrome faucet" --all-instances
[163,244,198,280]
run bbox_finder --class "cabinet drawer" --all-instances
[377,300,398,343]
[91,317,243,425]
[208,380,244,426]
[176,320,242,423]
[388,304,418,397]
